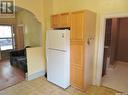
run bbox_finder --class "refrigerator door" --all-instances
[46,30,69,51]
[47,49,70,88]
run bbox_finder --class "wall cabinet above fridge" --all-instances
[51,12,70,28]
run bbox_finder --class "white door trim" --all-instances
[95,12,128,86]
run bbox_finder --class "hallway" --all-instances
[102,61,128,93]
[0,60,25,91]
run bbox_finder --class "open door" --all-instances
[102,19,112,76]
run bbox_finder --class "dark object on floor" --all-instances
[44,73,47,78]
[9,47,29,73]
[10,49,26,65]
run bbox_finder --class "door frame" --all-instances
[95,12,128,86]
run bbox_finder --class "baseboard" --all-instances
[27,70,45,80]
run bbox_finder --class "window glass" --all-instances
[0,26,12,38]
[0,26,13,50]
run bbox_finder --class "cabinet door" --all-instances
[70,43,84,90]
[71,11,85,40]
[71,66,84,89]
[51,15,60,28]
[60,13,70,28]
[70,42,84,68]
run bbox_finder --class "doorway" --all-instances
[101,17,128,93]
[0,25,25,90]
[0,6,42,90]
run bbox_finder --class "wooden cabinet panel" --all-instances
[70,43,84,68]
[60,13,70,28]
[70,43,84,90]
[71,66,84,89]
[51,15,60,28]
[71,11,85,40]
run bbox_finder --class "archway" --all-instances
[0,6,43,90]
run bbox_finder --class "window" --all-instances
[0,25,14,51]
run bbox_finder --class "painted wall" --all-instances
[43,0,53,31]
[26,47,45,80]
[15,0,45,53]
[15,0,44,23]
[52,0,97,14]
[16,10,42,47]
[52,0,128,14]
[116,18,128,62]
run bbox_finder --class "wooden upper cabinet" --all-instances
[51,15,60,28]
[71,11,85,41]
[51,12,70,28]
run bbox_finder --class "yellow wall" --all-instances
[16,10,42,47]
[15,0,44,23]
[43,0,53,31]
[52,0,128,14]
[52,0,97,14]
[15,0,45,51]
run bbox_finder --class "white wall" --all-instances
[26,47,45,80]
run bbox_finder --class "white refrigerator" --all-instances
[46,29,70,89]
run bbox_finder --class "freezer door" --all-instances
[46,30,70,51]
[47,49,70,88]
